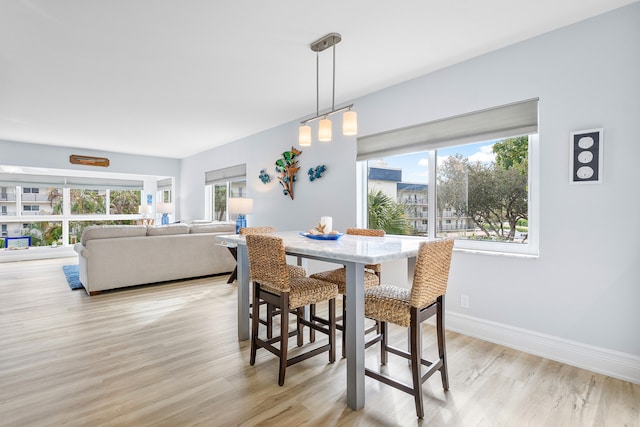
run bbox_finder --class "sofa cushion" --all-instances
[147,223,191,236]
[81,225,148,245]
[190,222,235,234]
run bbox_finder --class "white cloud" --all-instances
[468,145,495,163]
[407,157,429,181]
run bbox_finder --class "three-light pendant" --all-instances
[298,33,357,146]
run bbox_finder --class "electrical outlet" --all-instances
[460,294,469,308]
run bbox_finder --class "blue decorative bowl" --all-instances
[299,232,343,240]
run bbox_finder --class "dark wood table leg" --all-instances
[227,246,238,283]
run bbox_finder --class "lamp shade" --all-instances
[318,118,332,141]
[343,110,358,135]
[228,197,253,214]
[156,202,174,214]
[299,125,311,146]
[138,205,152,215]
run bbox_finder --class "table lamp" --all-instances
[138,205,153,225]
[228,197,253,234]
[156,202,174,225]
[138,205,152,216]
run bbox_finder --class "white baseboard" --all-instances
[444,310,640,385]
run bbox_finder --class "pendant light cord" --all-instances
[332,37,336,111]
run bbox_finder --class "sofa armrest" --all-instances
[74,243,89,258]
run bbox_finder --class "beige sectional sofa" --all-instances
[74,222,236,295]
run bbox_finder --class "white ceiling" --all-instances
[1,0,636,159]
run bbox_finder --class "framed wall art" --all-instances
[570,128,603,184]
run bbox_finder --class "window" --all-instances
[0,173,148,247]
[364,137,535,253]
[204,164,247,222]
[358,99,538,255]
[210,180,246,222]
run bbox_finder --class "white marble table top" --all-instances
[217,230,428,264]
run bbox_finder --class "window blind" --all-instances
[205,164,246,185]
[0,173,144,190]
[0,173,66,187]
[65,176,144,190]
[357,98,539,161]
[157,178,173,190]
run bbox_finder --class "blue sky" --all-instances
[369,140,497,184]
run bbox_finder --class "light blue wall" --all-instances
[179,123,357,231]
[181,3,640,359]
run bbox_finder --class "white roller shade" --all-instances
[0,173,65,187]
[205,164,246,185]
[0,174,142,190]
[157,178,173,190]
[65,176,143,190]
[357,98,538,160]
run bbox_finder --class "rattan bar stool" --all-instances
[246,234,338,386]
[240,226,306,277]
[240,226,306,338]
[364,239,454,419]
[310,227,384,357]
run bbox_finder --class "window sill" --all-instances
[453,246,539,259]
[0,245,76,262]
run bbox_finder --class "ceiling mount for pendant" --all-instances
[310,33,342,52]
[299,32,357,147]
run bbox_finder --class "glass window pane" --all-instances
[19,187,63,216]
[22,221,63,247]
[109,190,141,214]
[367,153,428,236]
[436,137,529,243]
[229,180,246,198]
[213,184,227,221]
[70,189,106,215]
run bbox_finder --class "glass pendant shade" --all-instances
[318,118,332,141]
[298,125,311,146]
[343,110,358,135]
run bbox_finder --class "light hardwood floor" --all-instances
[1,257,638,426]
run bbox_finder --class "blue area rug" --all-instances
[62,264,84,290]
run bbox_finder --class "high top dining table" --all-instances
[216,230,427,411]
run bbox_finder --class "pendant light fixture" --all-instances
[298,33,357,146]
